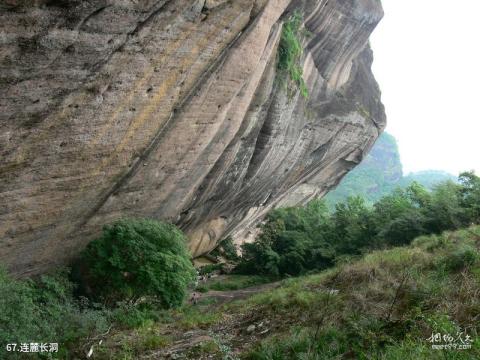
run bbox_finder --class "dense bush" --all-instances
[0,268,109,359]
[77,218,196,308]
[236,201,335,277]
[198,263,223,275]
[209,237,240,262]
[237,172,480,277]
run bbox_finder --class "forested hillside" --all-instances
[325,133,456,206]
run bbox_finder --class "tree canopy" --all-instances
[237,172,480,277]
[77,219,196,308]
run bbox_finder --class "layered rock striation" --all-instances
[0,0,385,275]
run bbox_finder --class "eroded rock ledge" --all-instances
[0,0,385,275]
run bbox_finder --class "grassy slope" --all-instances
[94,226,480,359]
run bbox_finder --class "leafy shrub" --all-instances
[236,201,335,277]
[110,302,170,329]
[221,237,240,261]
[0,268,109,359]
[77,218,196,308]
[198,263,223,275]
[210,237,239,262]
[278,11,308,98]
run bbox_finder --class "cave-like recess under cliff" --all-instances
[0,0,386,276]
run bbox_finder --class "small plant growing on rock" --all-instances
[278,11,309,98]
[77,218,196,308]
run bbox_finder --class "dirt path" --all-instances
[197,282,280,305]
[141,282,281,359]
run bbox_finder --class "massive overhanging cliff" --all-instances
[0,0,386,276]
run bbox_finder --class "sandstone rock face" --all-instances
[0,0,385,276]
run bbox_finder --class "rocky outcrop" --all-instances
[0,0,385,276]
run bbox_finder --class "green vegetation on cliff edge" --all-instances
[278,11,309,98]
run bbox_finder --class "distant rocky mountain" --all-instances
[401,170,457,189]
[324,132,456,206]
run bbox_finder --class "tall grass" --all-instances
[242,226,480,359]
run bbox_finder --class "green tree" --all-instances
[236,218,285,276]
[422,181,466,233]
[332,196,374,253]
[77,219,196,308]
[237,201,335,277]
[459,171,480,223]
[236,172,479,278]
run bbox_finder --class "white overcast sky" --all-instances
[370,0,480,176]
